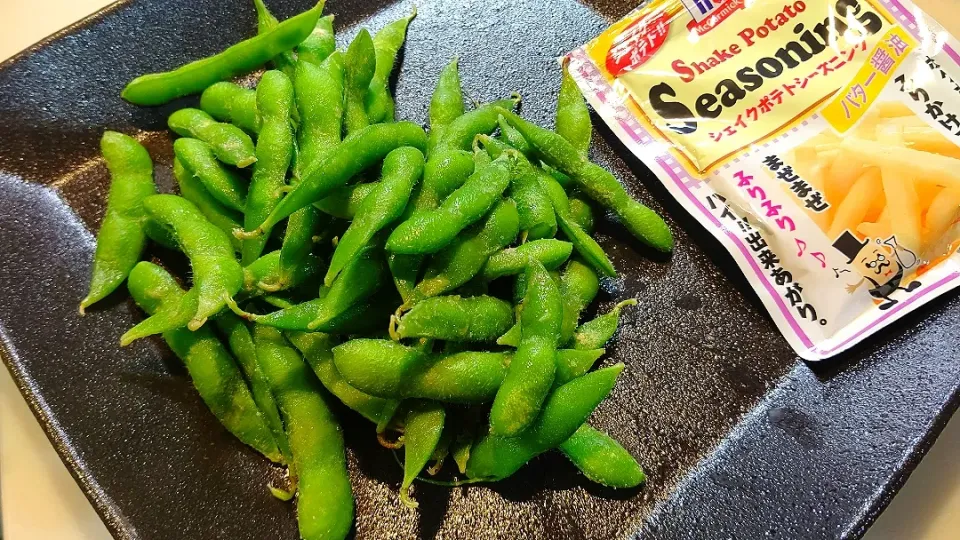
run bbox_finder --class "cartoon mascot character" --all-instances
[832,231,922,310]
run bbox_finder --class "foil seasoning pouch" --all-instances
[566,0,960,359]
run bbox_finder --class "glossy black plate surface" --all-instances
[1,0,958,538]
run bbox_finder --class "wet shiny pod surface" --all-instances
[0,0,959,539]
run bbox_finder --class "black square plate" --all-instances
[1,1,958,538]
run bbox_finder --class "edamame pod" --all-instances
[343,29,376,134]
[555,65,591,157]
[559,258,601,344]
[252,0,298,77]
[325,147,424,285]
[558,424,645,488]
[127,262,281,462]
[297,14,336,66]
[400,400,444,508]
[386,156,512,255]
[480,239,572,280]
[168,108,257,168]
[539,171,616,277]
[466,363,624,480]
[242,250,322,295]
[172,157,243,253]
[394,295,514,342]
[174,138,248,212]
[313,182,379,219]
[427,58,464,156]
[498,109,673,252]
[413,198,519,300]
[332,339,509,404]
[251,325,353,540]
[200,82,260,135]
[435,97,520,153]
[119,287,198,346]
[574,299,637,350]
[80,131,156,314]
[366,9,416,124]
[142,194,243,328]
[490,259,562,437]
[509,153,558,240]
[247,121,428,235]
[242,70,296,265]
[122,1,325,105]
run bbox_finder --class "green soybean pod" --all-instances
[251,324,353,540]
[332,339,510,404]
[246,121,428,235]
[386,156,512,255]
[413,198,520,300]
[174,138,248,213]
[122,1,324,105]
[126,262,281,462]
[435,97,520,154]
[539,171,616,278]
[387,149,475,302]
[142,195,244,328]
[427,58,465,156]
[243,293,390,334]
[573,299,637,350]
[465,363,624,481]
[325,147,424,286]
[80,131,156,314]
[554,348,605,386]
[294,52,344,177]
[394,295,514,342]
[216,312,290,465]
[119,287,198,346]
[509,153,557,240]
[498,115,533,156]
[366,9,417,124]
[558,424,645,488]
[400,400,444,508]
[168,108,257,168]
[242,70,296,265]
[343,29,376,134]
[252,0,298,77]
[200,82,260,135]
[313,182,379,219]
[559,258,601,345]
[172,157,243,253]
[498,109,673,252]
[286,331,399,429]
[490,259,562,437]
[555,65,592,157]
[297,14,336,66]
[567,195,595,233]
[480,239,572,281]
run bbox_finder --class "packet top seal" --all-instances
[566,0,960,360]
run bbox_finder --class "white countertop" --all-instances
[1,1,958,538]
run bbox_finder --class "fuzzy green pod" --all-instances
[174,138,248,213]
[559,258,601,344]
[558,424,645,488]
[314,182,379,219]
[325,147,424,285]
[297,14,336,66]
[332,339,510,404]
[539,171,616,278]
[386,156,512,255]
[427,58,465,155]
[80,131,156,314]
[343,29,377,134]
[508,152,558,240]
[466,364,624,480]
[366,9,416,123]
[400,400,444,508]
[413,198,520,300]
[200,82,260,135]
[142,195,243,328]
[394,295,514,342]
[434,97,521,154]
[172,157,243,253]
[480,239,572,281]
[242,70,296,265]
[573,299,637,350]
[252,0,298,77]
[168,108,257,168]
[555,65,592,157]
[122,1,324,105]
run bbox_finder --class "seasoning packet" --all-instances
[566,0,960,359]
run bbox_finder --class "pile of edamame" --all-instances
[82,1,673,537]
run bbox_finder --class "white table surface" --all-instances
[1,1,959,538]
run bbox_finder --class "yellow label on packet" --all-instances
[821,26,917,132]
[585,0,895,174]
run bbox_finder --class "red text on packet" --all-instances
[605,11,671,76]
